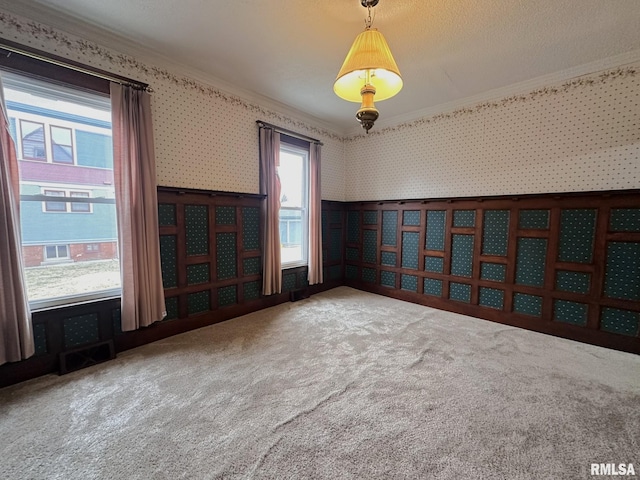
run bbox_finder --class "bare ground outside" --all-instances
[25,260,120,301]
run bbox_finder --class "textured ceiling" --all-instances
[2,0,640,134]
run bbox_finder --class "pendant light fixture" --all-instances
[334,0,402,133]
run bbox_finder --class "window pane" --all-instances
[24,201,119,301]
[20,120,46,160]
[277,144,308,267]
[278,150,304,208]
[51,125,72,144]
[280,209,303,264]
[52,144,73,163]
[44,244,69,260]
[3,71,119,305]
[51,126,74,163]
[70,191,91,212]
[44,190,66,212]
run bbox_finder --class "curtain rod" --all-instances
[0,39,151,91]
[256,120,323,146]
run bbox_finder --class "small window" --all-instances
[20,120,47,160]
[44,190,66,212]
[278,143,309,268]
[85,243,99,252]
[50,125,74,164]
[44,244,69,260]
[70,191,91,212]
[42,189,93,213]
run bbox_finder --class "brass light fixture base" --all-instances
[356,108,379,133]
[356,84,379,133]
[361,0,379,7]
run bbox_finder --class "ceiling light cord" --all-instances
[364,5,375,30]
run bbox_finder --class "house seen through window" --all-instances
[278,142,309,268]
[2,71,120,308]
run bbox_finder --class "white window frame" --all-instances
[49,124,75,164]
[43,189,67,212]
[19,119,47,161]
[16,116,78,166]
[2,70,120,311]
[41,187,93,213]
[69,191,91,213]
[43,244,70,261]
[279,143,309,269]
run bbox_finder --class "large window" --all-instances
[278,142,309,268]
[2,70,120,309]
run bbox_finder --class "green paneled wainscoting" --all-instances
[3,188,639,387]
[152,189,343,332]
[0,188,344,387]
[343,191,640,354]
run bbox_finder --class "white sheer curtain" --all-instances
[259,126,282,295]
[307,142,323,285]
[111,83,166,330]
[0,75,34,364]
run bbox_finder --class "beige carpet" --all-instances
[1,287,639,479]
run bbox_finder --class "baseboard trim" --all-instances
[345,280,640,355]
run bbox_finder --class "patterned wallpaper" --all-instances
[0,9,346,201]
[344,66,640,201]
[2,9,638,204]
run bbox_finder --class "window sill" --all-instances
[30,288,121,312]
[282,261,307,270]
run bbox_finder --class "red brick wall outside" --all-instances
[69,242,118,262]
[22,242,118,267]
[23,246,43,267]
[100,242,118,259]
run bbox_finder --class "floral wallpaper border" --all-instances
[0,10,345,142]
[0,10,637,144]
[344,66,638,142]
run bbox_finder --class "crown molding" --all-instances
[0,2,346,140]
[345,49,640,138]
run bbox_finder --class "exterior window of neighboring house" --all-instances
[19,121,76,164]
[50,125,74,164]
[20,119,47,160]
[278,141,309,268]
[43,189,66,212]
[44,245,69,261]
[2,70,119,309]
[42,189,93,213]
[70,191,91,212]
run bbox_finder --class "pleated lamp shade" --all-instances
[334,28,402,103]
